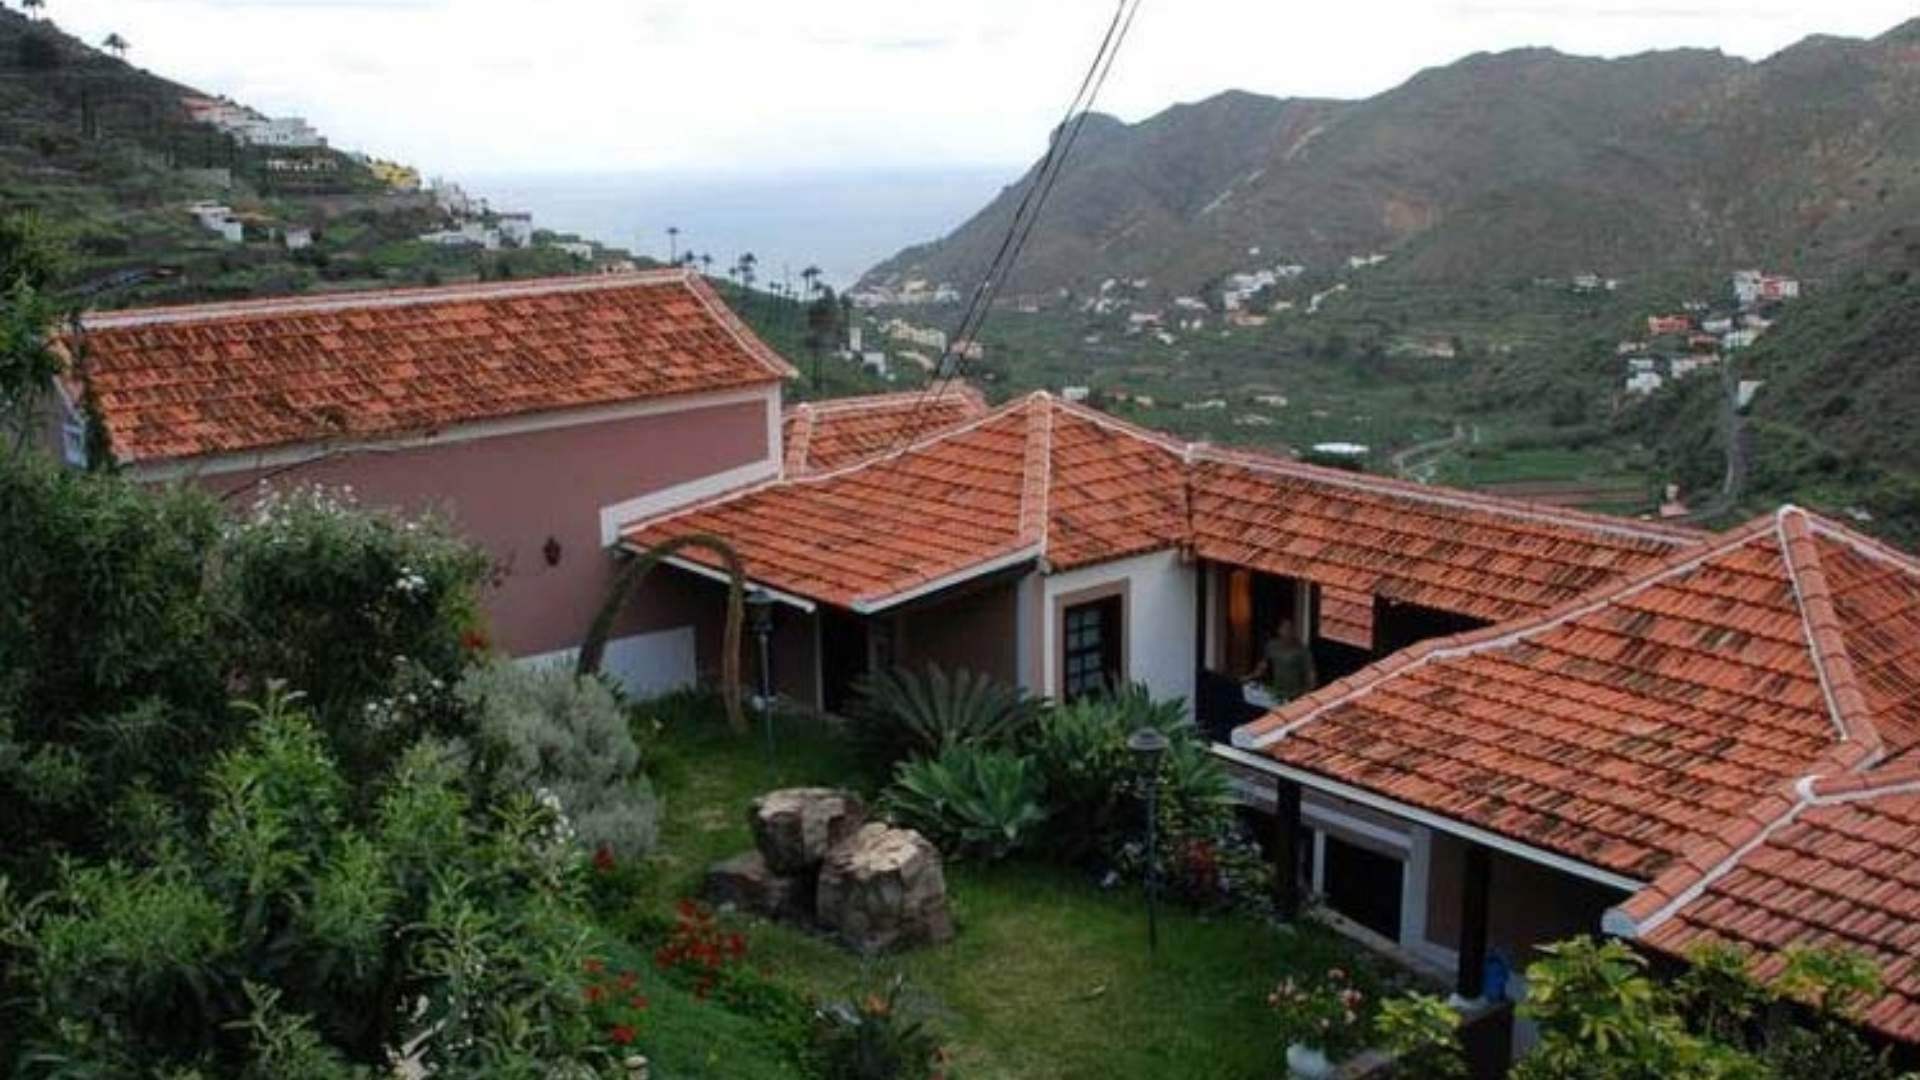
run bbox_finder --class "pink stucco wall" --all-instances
[190,394,774,658]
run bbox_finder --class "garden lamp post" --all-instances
[745,587,776,764]
[1128,726,1170,959]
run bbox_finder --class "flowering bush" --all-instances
[212,484,489,787]
[1269,966,1372,1060]
[581,956,652,1052]
[653,899,749,1000]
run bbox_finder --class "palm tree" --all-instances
[103,33,128,59]
[801,265,821,299]
[700,252,713,278]
[738,252,757,291]
[23,0,46,20]
[667,225,680,264]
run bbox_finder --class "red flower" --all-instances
[630,994,650,1010]
[584,957,606,975]
[586,984,606,1004]
[593,845,617,873]
[609,1024,637,1045]
[460,628,490,653]
[618,970,639,990]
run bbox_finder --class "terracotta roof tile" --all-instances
[1635,773,1920,1043]
[67,270,792,464]
[1238,510,1903,881]
[631,402,1036,611]
[640,391,1696,621]
[626,393,1191,609]
[782,386,988,476]
[1190,451,1697,624]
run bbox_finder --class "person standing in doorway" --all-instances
[1247,617,1316,703]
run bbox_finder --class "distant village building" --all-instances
[187,201,244,244]
[1646,314,1693,337]
[1061,386,1092,404]
[1626,371,1665,396]
[181,96,324,148]
[496,212,535,247]
[367,159,422,192]
[884,320,948,352]
[1732,269,1801,306]
[419,223,500,250]
[281,225,313,251]
[1670,355,1720,380]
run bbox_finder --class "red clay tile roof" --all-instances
[783,386,988,476]
[1190,450,1699,625]
[65,270,793,464]
[627,393,1193,610]
[1590,522,1920,1041]
[1235,508,1912,882]
[633,391,1704,618]
[632,401,1039,611]
[1623,770,1920,1043]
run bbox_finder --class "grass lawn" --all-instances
[619,696,1374,1080]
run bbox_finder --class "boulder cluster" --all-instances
[705,787,955,954]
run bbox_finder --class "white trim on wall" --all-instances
[1041,549,1197,709]
[127,384,779,483]
[599,456,781,545]
[518,626,697,698]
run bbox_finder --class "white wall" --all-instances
[518,626,697,700]
[1040,549,1196,711]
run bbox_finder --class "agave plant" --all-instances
[881,746,1048,862]
[849,664,1041,766]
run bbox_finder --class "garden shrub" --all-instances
[0,689,619,1079]
[850,664,1041,766]
[457,658,661,862]
[810,977,949,1080]
[210,485,489,789]
[1374,993,1466,1079]
[1029,684,1245,903]
[0,454,229,880]
[881,744,1048,861]
[1513,937,1916,1080]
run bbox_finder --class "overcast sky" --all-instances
[39,0,1918,178]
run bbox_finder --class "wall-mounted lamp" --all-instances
[542,536,563,567]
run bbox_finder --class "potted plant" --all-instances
[1269,966,1369,1078]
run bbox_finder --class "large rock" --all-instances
[816,823,955,954]
[705,850,810,923]
[750,788,866,874]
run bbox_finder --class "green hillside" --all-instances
[1635,271,1920,542]
[0,8,617,308]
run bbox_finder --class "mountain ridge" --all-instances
[864,21,1920,296]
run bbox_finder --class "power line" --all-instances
[888,0,1144,448]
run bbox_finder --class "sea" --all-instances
[464,168,1014,291]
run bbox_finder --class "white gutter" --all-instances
[1209,742,1646,894]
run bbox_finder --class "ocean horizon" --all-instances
[463,167,1014,291]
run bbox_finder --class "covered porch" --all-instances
[1191,559,1490,744]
